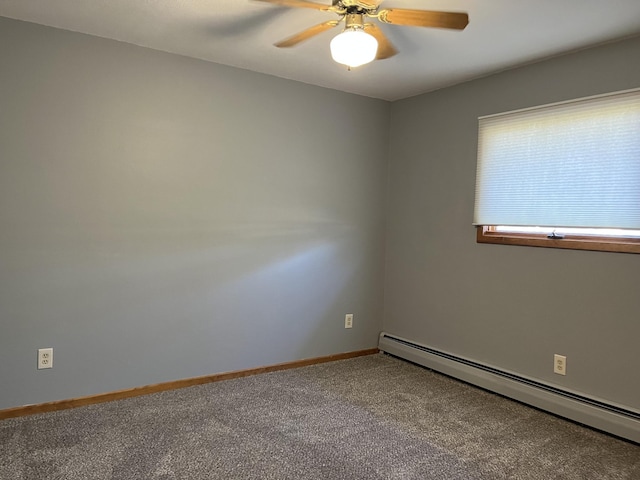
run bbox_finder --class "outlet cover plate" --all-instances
[38,348,53,369]
[554,354,566,375]
[345,314,353,329]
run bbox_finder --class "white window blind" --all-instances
[473,88,640,229]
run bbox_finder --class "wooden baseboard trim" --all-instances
[0,348,379,420]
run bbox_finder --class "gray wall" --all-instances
[384,36,640,410]
[0,17,389,410]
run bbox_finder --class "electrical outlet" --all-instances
[345,314,353,329]
[38,348,53,369]
[554,354,566,376]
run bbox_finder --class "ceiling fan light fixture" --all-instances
[330,28,378,68]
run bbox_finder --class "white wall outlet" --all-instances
[554,354,566,375]
[38,348,53,369]
[345,314,353,329]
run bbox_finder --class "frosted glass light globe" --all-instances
[330,29,378,68]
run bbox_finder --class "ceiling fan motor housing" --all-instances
[345,13,365,29]
[335,0,378,11]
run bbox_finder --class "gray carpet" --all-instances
[1,354,639,479]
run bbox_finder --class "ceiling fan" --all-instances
[254,0,469,68]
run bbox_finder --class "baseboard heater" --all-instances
[378,332,640,444]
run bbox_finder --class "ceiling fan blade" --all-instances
[377,9,469,30]
[254,0,333,11]
[364,23,397,60]
[275,20,340,48]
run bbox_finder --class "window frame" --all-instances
[474,87,640,254]
[476,226,640,254]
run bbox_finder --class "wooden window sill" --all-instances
[476,226,640,254]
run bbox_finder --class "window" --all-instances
[473,88,640,254]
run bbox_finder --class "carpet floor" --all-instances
[1,353,639,479]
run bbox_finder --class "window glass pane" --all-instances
[493,226,640,238]
[474,89,640,230]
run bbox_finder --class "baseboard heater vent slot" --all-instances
[378,332,640,444]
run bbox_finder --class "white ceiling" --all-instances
[2,0,640,101]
